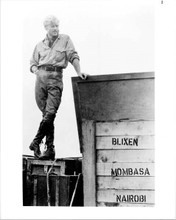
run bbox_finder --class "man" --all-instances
[29,15,87,160]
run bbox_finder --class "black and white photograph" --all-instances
[1,0,176,219]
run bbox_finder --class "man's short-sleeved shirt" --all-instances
[30,34,80,71]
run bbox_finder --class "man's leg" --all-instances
[40,72,63,160]
[29,71,47,158]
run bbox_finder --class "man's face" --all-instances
[46,21,59,38]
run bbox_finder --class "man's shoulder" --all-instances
[59,34,70,40]
[35,39,45,47]
[34,38,48,51]
[35,40,44,49]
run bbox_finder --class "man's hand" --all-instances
[78,73,88,80]
[32,65,39,75]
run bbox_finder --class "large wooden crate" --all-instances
[23,157,83,206]
[72,72,154,207]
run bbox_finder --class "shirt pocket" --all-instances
[55,48,66,62]
[39,49,49,61]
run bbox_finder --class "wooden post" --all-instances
[33,177,37,206]
[82,120,96,206]
[55,177,59,206]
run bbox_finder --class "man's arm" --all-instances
[30,45,39,74]
[65,36,87,80]
[72,58,87,80]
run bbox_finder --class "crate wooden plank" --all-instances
[96,162,154,176]
[97,149,155,163]
[36,176,47,206]
[96,135,154,149]
[97,176,154,190]
[72,72,154,83]
[96,121,154,136]
[82,120,96,206]
[33,177,38,206]
[55,178,59,206]
[57,176,70,206]
[28,159,65,166]
[97,202,154,207]
[31,165,62,176]
[97,189,154,204]
[27,159,66,176]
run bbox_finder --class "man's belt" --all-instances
[39,65,63,72]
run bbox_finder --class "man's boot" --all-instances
[40,122,56,160]
[45,122,54,147]
[29,141,41,159]
[39,113,56,160]
[29,120,48,159]
[40,144,55,160]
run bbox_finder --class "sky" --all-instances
[22,0,154,158]
[1,0,176,219]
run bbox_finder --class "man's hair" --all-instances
[43,15,59,28]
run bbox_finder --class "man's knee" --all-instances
[43,112,56,123]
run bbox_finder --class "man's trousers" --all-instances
[33,69,63,147]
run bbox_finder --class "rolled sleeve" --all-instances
[66,37,80,64]
[30,45,39,72]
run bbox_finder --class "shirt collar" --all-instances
[43,34,60,47]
